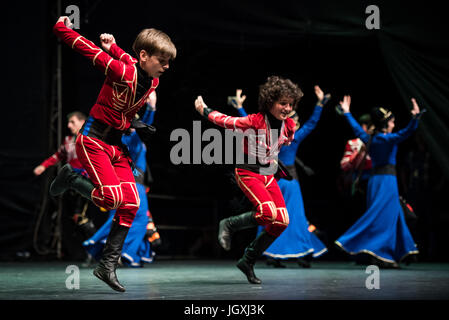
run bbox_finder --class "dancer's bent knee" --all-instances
[265,207,289,237]
[254,201,277,225]
[91,184,125,210]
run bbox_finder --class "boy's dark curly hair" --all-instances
[258,76,304,113]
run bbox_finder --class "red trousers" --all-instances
[235,168,289,237]
[76,134,139,227]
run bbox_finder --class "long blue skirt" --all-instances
[335,174,418,263]
[83,183,154,267]
[261,178,327,259]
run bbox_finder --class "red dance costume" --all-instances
[39,135,85,175]
[53,22,158,227]
[340,138,372,172]
[207,111,296,237]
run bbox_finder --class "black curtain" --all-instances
[1,2,53,257]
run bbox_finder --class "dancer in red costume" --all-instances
[195,76,303,284]
[34,112,87,178]
[49,16,176,292]
[34,111,97,240]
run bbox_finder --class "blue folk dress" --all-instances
[83,106,155,267]
[335,112,420,263]
[238,105,328,259]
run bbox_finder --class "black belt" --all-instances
[80,117,135,171]
[372,164,396,176]
[236,162,278,176]
[134,167,145,185]
[81,116,125,146]
[285,165,298,181]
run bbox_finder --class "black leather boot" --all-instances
[49,164,94,199]
[236,230,276,284]
[218,211,258,251]
[93,221,130,292]
[297,256,311,268]
[266,257,286,268]
[77,219,97,240]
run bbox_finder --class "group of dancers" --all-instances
[41,16,425,291]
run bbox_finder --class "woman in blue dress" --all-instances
[335,95,423,268]
[83,92,160,267]
[230,87,329,268]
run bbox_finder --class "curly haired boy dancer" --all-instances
[195,76,303,284]
[49,16,176,291]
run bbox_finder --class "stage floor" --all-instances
[1,260,448,300]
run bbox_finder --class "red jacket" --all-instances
[40,135,84,171]
[208,111,296,165]
[340,138,372,172]
[53,22,159,131]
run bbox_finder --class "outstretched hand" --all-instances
[57,16,73,29]
[410,98,420,115]
[314,85,324,102]
[315,85,331,106]
[100,33,116,52]
[195,96,208,116]
[339,95,351,113]
[33,165,46,176]
[147,91,157,110]
[230,89,246,109]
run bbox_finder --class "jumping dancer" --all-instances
[195,76,303,284]
[83,91,161,267]
[335,96,424,268]
[49,16,176,291]
[230,87,329,268]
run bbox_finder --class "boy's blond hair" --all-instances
[132,28,177,59]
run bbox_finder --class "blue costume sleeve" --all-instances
[379,118,419,144]
[237,107,248,117]
[121,132,141,156]
[141,103,155,125]
[294,105,323,144]
[122,131,147,173]
[344,112,370,144]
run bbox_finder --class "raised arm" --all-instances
[340,95,370,144]
[53,16,127,81]
[34,142,68,175]
[295,106,323,144]
[294,85,329,144]
[383,118,419,144]
[229,89,248,117]
[195,96,254,130]
[381,98,422,144]
[141,91,157,125]
[100,33,138,65]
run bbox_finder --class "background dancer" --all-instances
[83,91,161,267]
[195,76,303,284]
[33,111,97,241]
[335,95,424,268]
[339,114,374,196]
[337,114,373,243]
[49,16,176,291]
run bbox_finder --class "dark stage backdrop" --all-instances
[1,0,448,261]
